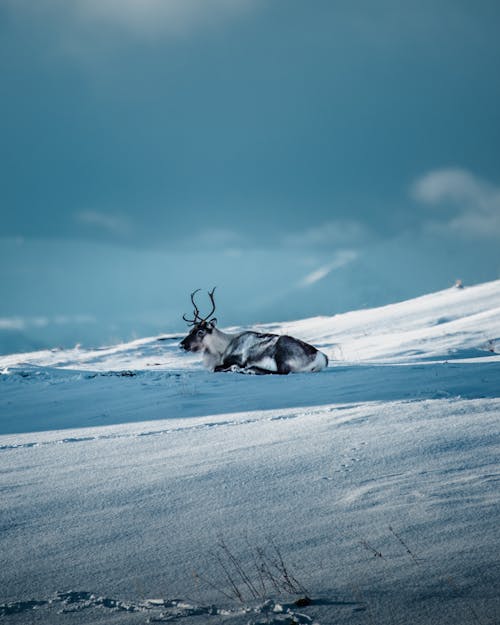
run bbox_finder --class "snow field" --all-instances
[1,280,500,624]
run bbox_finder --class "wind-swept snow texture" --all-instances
[1,281,499,624]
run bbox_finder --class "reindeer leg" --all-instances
[213,355,243,373]
[244,366,282,375]
[214,364,278,375]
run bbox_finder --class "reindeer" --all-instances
[180,288,328,374]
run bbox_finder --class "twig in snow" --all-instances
[388,526,423,564]
[358,539,385,560]
[196,536,309,604]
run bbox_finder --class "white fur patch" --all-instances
[252,357,278,372]
[290,351,328,373]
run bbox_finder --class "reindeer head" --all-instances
[180,288,218,352]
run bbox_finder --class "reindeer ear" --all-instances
[210,318,217,327]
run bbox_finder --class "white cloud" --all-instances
[0,317,25,331]
[297,250,358,288]
[284,220,370,248]
[82,0,254,35]
[6,0,257,39]
[0,315,96,331]
[412,168,500,239]
[76,210,132,236]
[412,168,491,206]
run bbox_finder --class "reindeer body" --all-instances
[180,289,328,375]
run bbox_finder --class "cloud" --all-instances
[412,168,492,206]
[75,210,132,237]
[412,168,500,239]
[0,318,24,331]
[5,0,257,39]
[283,220,371,248]
[297,250,358,288]
[0,315,96,331]
[81,0,254,35]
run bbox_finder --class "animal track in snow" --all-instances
[321,442,367,479]
[0,409,311,452]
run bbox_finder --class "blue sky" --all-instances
[1,0,499,352]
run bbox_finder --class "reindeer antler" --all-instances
[200,287,217,322]
[182,289,202,325]
[183,288,217,325]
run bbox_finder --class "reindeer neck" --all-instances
[205,327,234,356]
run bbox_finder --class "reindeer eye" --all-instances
[197,329,205,337]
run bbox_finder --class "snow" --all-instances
[1,281,499,624]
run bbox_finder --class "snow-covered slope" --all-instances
[1,281,499,624]
[2,279,499,373]
[280,278,500,362]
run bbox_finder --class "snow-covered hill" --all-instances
[1,281,499,624]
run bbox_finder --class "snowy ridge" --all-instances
[1,280,499,372]
[279,279,500,362]
[1,281,499,625]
